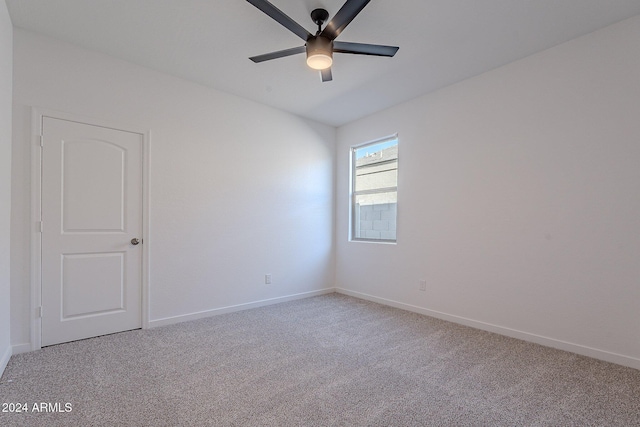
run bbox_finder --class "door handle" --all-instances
[131,238,141,245]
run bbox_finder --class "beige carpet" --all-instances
[1,293,639,426]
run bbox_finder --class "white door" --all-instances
[41,117,143,346]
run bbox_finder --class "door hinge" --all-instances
[36,306,42,318]
[37,221,43,233]
[34,134,43,147]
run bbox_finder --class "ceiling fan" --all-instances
[246,0,399,82]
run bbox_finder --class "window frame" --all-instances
[350,135,399,243]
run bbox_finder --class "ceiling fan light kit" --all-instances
[306,36,333,70]
[247,0,399,82]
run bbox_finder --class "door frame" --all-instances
[30,107,151,350]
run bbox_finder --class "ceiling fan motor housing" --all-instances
[306,36,333,69]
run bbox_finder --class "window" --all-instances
[351,136,398,242]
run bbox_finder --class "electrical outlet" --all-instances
[265,274,272,284]
[419,280,427,291]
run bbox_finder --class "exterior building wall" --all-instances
[355,202,397,240]
[353,145,398,240]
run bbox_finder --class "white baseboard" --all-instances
[336,288,640,371]
[0,344,11,378]
[11,343,33,355]
[149,288,336,328]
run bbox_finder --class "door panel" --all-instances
[41,117,143,346]
[62,139,125,232]
[61,252,125,318]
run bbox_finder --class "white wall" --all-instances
[11,29,335,348]
[0,1,13,374]
[336,16,640,369]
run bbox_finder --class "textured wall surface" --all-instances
[0,0,13,375]
[10,29,336,348]
[337,16,640,369]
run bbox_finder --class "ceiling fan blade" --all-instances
[320,0,371,41]
[246,0,312,41]
[333,41,399,57]
[249,46,306,63]
[321,68,333,82]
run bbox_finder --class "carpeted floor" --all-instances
[1,293,639,426]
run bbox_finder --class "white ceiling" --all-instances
[6,0,640,127]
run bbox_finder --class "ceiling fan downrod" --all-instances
[310,8,330,35]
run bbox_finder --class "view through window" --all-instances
[351,136,398,242]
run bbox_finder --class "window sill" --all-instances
[349,238,397,245]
